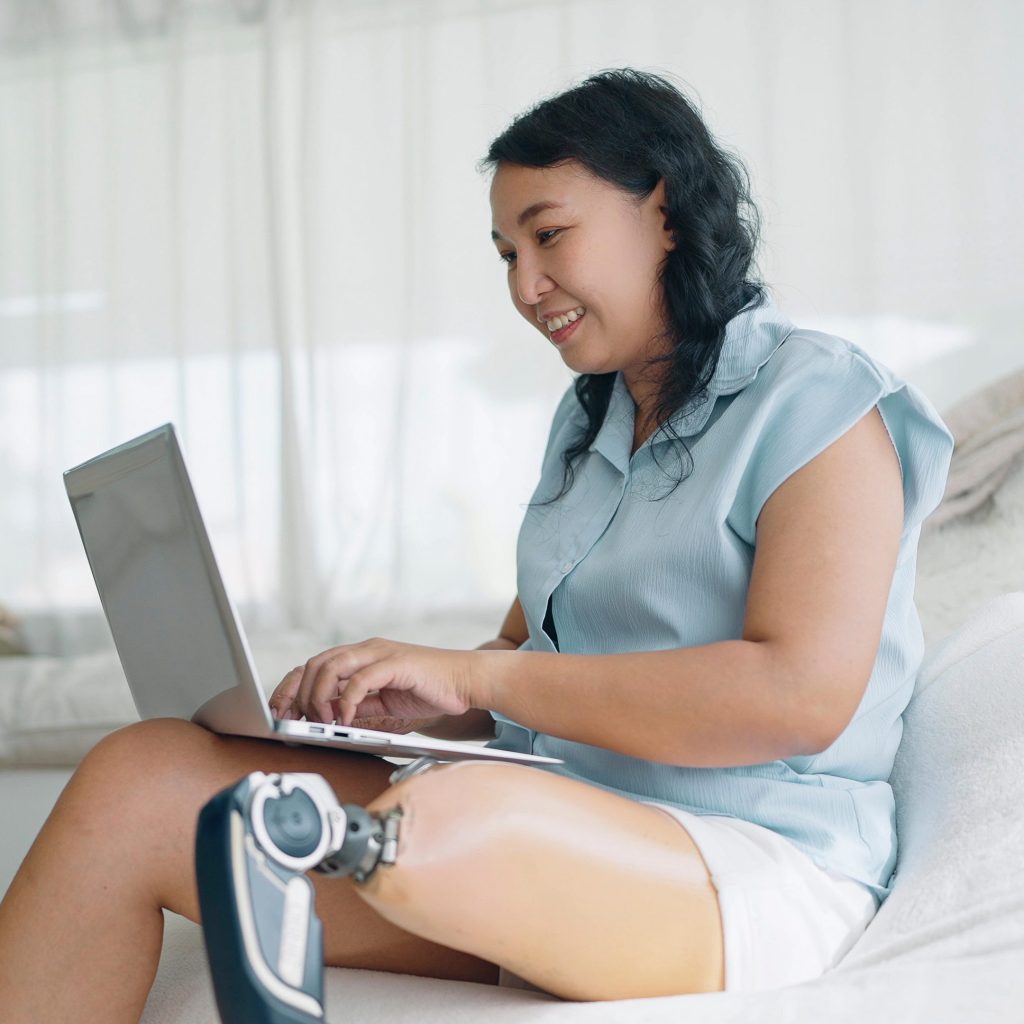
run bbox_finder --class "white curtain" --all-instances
[1,0,1021,655]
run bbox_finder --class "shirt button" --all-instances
[560,561,573,574]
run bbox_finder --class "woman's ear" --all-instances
[650,178,676,253]
[661,208,677,253]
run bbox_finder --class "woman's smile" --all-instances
[542,305,586,344]
[549,310,584,345]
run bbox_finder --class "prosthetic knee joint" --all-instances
[195,757,437,1024]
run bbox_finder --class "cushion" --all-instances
[0,609,505,767]
[0,632,322,767]
[141,593,1024,1023]
[835,590,1024,989]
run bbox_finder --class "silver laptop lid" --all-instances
[64,424,272,738]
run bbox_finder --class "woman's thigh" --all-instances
[74,718,500,984]
[356,760,724,1000]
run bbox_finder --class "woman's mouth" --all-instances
[547,307,585,345]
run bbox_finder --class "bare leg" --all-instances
[0,719,498,1024]
[356,760,724,1001]
[0,719,724,1017]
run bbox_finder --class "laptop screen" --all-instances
[64,425,270,733]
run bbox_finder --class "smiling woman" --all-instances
[468,69,952,994]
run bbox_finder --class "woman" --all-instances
[0,69,953,1017]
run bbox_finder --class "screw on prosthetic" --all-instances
[195,771,406,1024]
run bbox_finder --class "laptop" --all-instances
[63,423,561,767]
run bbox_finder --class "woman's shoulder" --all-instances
[749,327,951,455]
[756,327,897,395]
[728,323,953,539]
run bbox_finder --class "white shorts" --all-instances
[498,804,879,996]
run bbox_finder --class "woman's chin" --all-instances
[561,351,607,375]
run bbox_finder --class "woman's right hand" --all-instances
[269,663,445,734]
[269,630,518,736]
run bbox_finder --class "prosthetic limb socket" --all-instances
[195,758,435,1024]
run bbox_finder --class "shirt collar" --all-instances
[590,295,796,473]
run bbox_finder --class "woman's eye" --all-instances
[496,229,560,266]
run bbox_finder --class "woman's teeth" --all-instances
[547,307,585,332]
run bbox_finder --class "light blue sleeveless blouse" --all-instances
[488,296,953,900]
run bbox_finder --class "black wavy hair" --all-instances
[480,68,768,504]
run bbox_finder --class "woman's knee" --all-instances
[64,719,225,829]
[78,718,214,784]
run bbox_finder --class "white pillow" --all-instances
[838,591,1024,971]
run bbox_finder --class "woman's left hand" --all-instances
[272,639,479,726]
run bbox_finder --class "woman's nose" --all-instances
[513,253,554,307]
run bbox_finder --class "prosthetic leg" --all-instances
[195,758,437,1024]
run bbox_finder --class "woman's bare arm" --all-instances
[470,407,905,767]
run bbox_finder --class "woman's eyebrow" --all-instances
[491,200,567,241]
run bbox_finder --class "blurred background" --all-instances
[1,0,1022,658]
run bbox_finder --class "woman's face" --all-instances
[489,159,675,380]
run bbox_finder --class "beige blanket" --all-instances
[926,367,1024,529]
[0,605,27,658]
